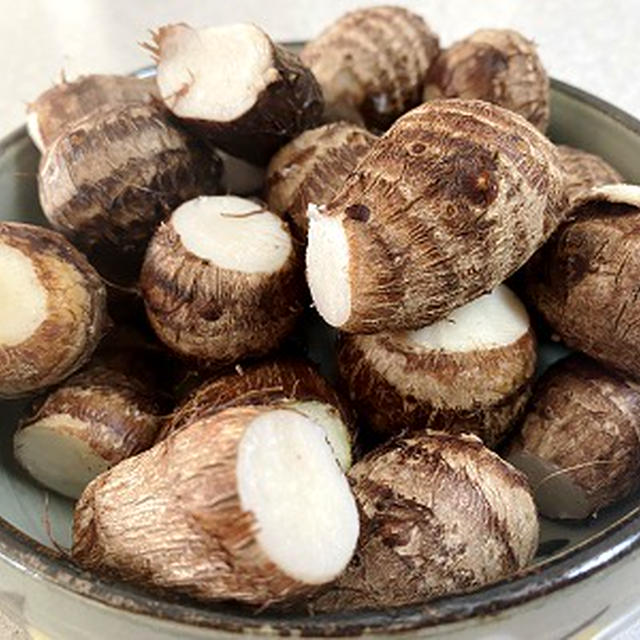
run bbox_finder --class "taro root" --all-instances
[300,6,440,130]
[27,74,159,152]
[73,406,360,605]
[0,223,108,398]
[338,285,536,448]
[526,184,640,380]
[38,102,222,285]
[140,196,305,368]
[556,145,622,204]
[424,29,549,132]
[508,355,640,520]
[265,122,376,239]
[148,23,323,165]
[315,431,538,610]
[307,99,567,333]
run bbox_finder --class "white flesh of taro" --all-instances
[26,111,45,152]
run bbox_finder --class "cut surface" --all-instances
[0,244,47,346]
[407,285,530,352]
[591,183,640,207]
[236,408,359,584]
[306,205,351,327]
[14,416,110,499]
[172,196,292,273]
[156,23,274,122]
[26,110,44,152]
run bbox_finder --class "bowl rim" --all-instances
[2,78,640,636]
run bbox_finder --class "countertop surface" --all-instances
[1,0,639,638]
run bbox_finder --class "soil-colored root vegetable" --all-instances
[38,102,222,286]
[314,431,538,611]
[73,406,360,605]
[526,184,640,380]
[423,29,549,132]
[556,145,622,204]
[27,74,159,152]
[218,151,265,196]
[14,351,164,500]
[141,196,305,368]
[147,23,323,165]
[507,355,640,520]
[265,122,376,239]
[307,99,567,333]
[0,223,108,398]
[160,358,354,469]
[338,285,536,448]
[300,6,440,130]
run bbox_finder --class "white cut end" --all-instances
[0,244,47,346]
[156,23,276,122]
[14,415,110,500]
[590,183,640,207]
[172,196,292,273]
[218,151,266,195]
[26,110,45,152]
[306,204,351,327]
[407,285,530,352]
[237,408,359,584]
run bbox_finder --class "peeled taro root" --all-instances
[73,406,360,605]
[508,354,640,520]
[315,431,538,611]
[338,285,536,448]
[0,223,108,398]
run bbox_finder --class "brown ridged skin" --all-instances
[338,328,536,448]
[508,355,640,518]
[556,145,622,204]
[314,431,538,610]
[27,75,159,151]
[265,122,376,239]
[424,29,549,132]
[151,26,323,165]
[526,191,640,380]
[140,213,306,369]
[317,99,567,333]
[38,103,222,285]
[160,357,352,441]
[0,223,108,398]
[73,407,316,605]
[301,6,440,131]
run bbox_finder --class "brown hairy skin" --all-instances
[38,102,222,285]
[265,122,376,239]
[301,6,440,131]
[508,355,640,519]
[140,215,306,368]
[556,145,622,204]
[150,26,323,165]
[314,431,538,610]
[316,99,567,333]
[73,407,317,604]
[0,223,108,398]
[424,29,549,132]
[338,329,536,448]
[526,187,640,380]
[27,74,159,151]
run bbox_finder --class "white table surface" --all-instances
[1,1,639,638]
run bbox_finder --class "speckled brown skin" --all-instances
[265,123,376,239]
[338,328,536,448]
[27,75,159,152]
[424,29,549,132]
[73,407,319,605]
[300,6,439,131]
[315,99,567,333]
[149,26,323,165]
[38,103,222,285]
[526,186,640,380]
[0,223,108,398]
[314,431,538,610]
[556,145,622,204]
[140,214,306,369]
[507,355,640,519]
